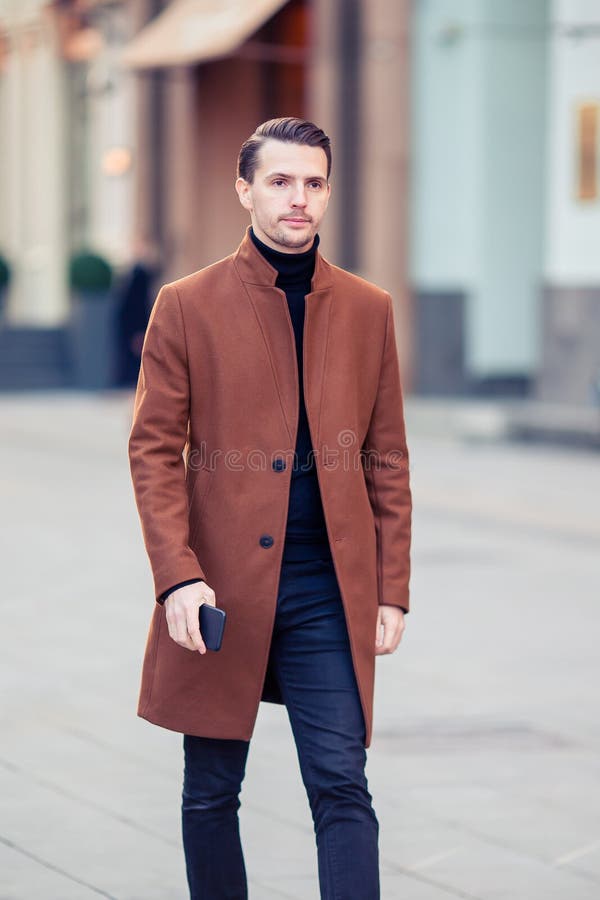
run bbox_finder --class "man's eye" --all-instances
[309,182,323,189]
[273,180,286,187]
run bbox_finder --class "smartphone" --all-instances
[199,603,226,651]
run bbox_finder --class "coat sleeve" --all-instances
[128,282,207,602]
[362,292,412,612]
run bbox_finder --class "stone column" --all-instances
[358,0,413,388]
[308,0,413,387]
[306,0,344,263]
[129,0,164,259]
[0,0,67,324]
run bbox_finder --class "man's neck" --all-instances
[249,227,318,286]
[250,227,318,258]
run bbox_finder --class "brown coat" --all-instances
[128,227,412,748]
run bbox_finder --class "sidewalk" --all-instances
[404,396,600,450]
[1,390,599,899]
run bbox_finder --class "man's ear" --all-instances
[235,177,253,211]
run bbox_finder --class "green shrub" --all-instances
[69,251,113,293]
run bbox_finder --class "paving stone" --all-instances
[2,392,600,899]
[0,842,108,900]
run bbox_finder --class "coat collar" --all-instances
[233,225,333,291]
[232,226,333,449]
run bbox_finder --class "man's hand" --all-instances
[375,605,405,655]
[164,582,216,654]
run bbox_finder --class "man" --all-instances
[128,117,412,899]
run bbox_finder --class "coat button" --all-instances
[272,457,287,472]
[259,534,274,548]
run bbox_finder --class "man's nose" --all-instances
[290,184,307,206]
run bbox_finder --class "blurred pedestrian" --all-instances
[114,236,158,386]
[128,117,412,899]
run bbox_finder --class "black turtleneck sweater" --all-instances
[250,227,331,562]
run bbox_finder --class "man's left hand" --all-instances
[375,605,405,655]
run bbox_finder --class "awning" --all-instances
[121,0,290,70]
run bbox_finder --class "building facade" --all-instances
[1,0,598,402]
[0,0,412,387]
[410,0,600,404]
[539,0,600,404]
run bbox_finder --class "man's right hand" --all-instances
[164,582,216,654]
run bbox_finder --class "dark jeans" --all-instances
[181,555,380,899]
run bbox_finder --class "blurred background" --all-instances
[0,0,599,419]
[1,2,600,899]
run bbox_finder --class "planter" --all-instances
[69,289,117,390]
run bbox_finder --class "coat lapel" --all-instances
[242,280,298,445]
[303,260,333,450]
[233,227,334,450]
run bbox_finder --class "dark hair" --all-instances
[237,117,332,183]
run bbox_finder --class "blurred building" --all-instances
[0,0,598,406]
[118,0,412,376]
[411,0,600,405]
[0,0,411,388]
[0,0,138,385]
[540,0,600,405]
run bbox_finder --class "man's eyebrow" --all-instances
[265,171,327,183]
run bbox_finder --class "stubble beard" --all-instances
[268,218,317,252]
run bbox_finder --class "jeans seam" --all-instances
[329,827,342,900]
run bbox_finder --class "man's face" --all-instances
[235,138,331,253]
